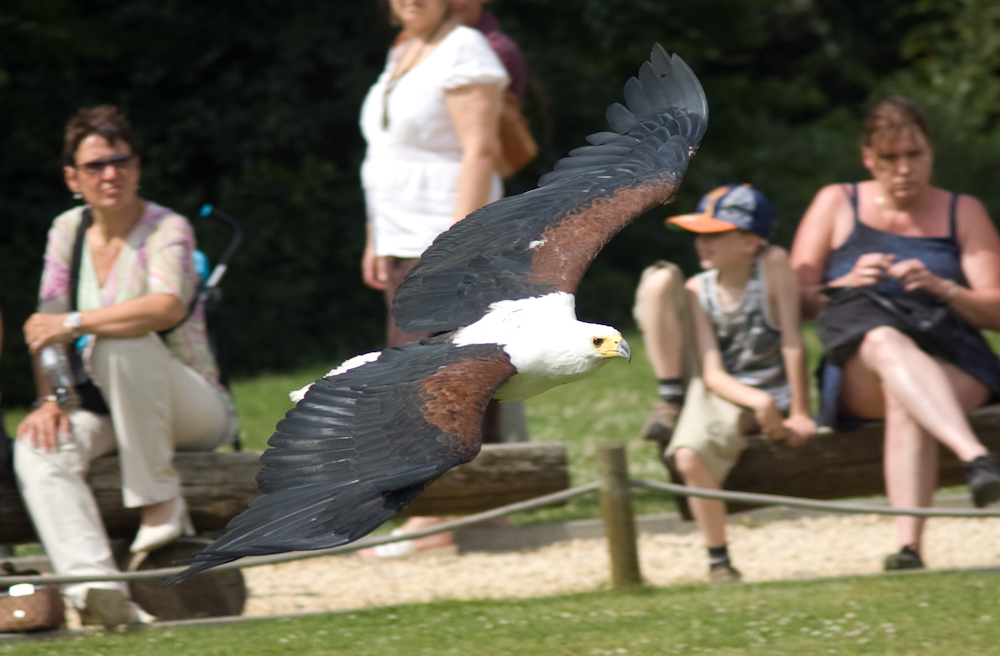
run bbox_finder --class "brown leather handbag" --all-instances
[496,89,538,179]
[0,564,65,632]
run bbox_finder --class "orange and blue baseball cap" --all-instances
[667,184,774,240]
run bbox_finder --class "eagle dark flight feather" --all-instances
[391,46,708,334]
[164,341,515,584]
[165,45,706,586]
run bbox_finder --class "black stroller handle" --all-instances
[196,204,244,448]
[199,204,244,290]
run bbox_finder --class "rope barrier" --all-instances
[2,476,998,587]
[632,479,1000,518]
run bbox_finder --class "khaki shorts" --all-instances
[665,376,756,483]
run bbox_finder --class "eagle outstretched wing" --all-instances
[164,341,515,585]
[391,45,708,334]
[166,44,707,585]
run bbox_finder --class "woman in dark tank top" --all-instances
[790,96,1000,572]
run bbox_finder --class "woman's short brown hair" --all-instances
[62,105,138,166]
[861,96,932,150]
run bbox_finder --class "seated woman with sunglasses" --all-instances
[15,105,237,627]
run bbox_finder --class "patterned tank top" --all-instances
[694,254,791,410]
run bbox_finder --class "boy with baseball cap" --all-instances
[633,184,815,582]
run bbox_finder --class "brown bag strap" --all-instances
[496,89,538,179]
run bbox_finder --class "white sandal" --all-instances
[130,496,195,554]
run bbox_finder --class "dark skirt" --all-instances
[817,320,1000,430]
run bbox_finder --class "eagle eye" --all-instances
[593,337,604,347]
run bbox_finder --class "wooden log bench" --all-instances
[0,441,569,620]
[669,404,1000,518]
[0,441,569,545]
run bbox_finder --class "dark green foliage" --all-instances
[1,0,997,404]
[496,0,923,324]
[0,0,394,402]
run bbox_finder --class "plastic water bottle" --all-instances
[39,346,81,411]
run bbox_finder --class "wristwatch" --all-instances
[64,312,82,339]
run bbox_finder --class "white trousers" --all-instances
[15,334,236,609]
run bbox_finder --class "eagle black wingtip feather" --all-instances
[161,554,238,588]
[392,44,709,332]
[665,50,709,123]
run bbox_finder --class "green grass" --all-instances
[5,570,999,655]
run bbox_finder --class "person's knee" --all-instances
[12,437,37,473]
[13,436,73,483]
[641,263,682,296]
[858,326,915,363]
[672,447,704,477]
[634,263,683,324]
[91,333,164,361]
[89,334,172,393]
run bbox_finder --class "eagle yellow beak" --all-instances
[599,336,631,363]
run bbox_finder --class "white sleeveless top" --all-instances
[359,25,509,258]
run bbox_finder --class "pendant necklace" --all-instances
[381,16,451,130]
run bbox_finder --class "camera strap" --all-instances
[67,207,110,414]
[68,207,92,313]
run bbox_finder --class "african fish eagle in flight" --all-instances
[165,44,708,584]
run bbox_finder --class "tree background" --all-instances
[1,0,998,405]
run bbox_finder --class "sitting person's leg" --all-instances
[633,262,690,442]
[14,409,148,625]
[840,326,1000,568]
[87,334,234,552]
[665,378,747,582]
[844,327,989,456]
[882,391,935,569]
[672,447,733,575]
[841,326,1000,505]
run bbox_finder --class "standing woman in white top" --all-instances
[360,0,509,347]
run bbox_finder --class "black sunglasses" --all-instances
[76,154,136,176]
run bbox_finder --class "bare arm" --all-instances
[764,247,816,445]
[445,82,502,224]
[789,186,840,319]
[361,221,387,290]
[941,196,1000,330]
[688,278,785,437]
[23,293,186,355]
[20,294,185,449]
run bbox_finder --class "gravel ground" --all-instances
[241,513,1000,617]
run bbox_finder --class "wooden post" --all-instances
[597,442,641,591]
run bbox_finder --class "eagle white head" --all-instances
[453,292,630,402]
